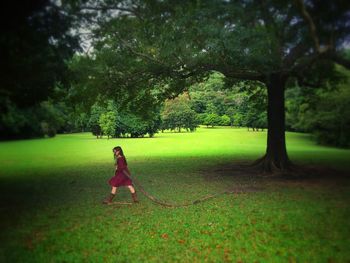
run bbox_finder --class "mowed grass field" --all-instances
[0,127,349,262]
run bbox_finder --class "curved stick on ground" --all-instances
[131,177,262,208]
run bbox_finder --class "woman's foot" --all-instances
[131,192,139,203]
[103,193,115,204]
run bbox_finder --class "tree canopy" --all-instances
[0,0,80,139]
[0,0,80,107]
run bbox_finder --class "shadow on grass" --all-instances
[1,157,349,245]
[0,166,107,235]
[201,160,350,195]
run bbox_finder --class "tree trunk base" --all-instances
[251,154,297,176]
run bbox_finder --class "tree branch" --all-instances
[289,51,322,76]
[201,64,265,81]
[294,0,331,54]
[117,38,168,67]
[283,42,309,69]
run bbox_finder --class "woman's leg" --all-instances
[127,185,139,202]
[127,185,135,193]
[103,187,117,204]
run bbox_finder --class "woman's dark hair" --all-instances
[112,146,127,165]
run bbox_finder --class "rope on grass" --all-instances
[131,176,260,208]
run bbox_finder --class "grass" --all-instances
[0,127,349,262]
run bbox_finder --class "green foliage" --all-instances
[233,83,267,130]
[220,115,231,126]
[88,99,161,138]
[233,113,244,127]
[188,74,267,130]
[0,98,70,139]
[0,1,80,139]
[161,94,198,132]
[88,102,105,138]
[80,0,349,96]
[225,107,235,126]
[72,112,89,133]
[286,66,350,147]
[0,1,79,108]
[116,113,160,138]
[190,73,229,116]
[204,113,221,127]
[309,80,350,147]
[99,111,117,139]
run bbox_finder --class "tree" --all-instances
[189,72,232,116]
[76,0,350,173]
[220,115,231,126]
[204,113,221,128]
[39,100,67,137]
[89,102,105,138]
[311,84,350,147]
[0,0,80,139]
[116,112,160,138]
[161,94,198,132]
[236,83,268,131]
[0,97,69,139]
[225,107,236,127]
[313,94,350,147]
[99,111,117,139]
[86,98,161,138]
[286,65,350,147]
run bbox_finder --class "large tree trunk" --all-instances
[253,73,293,173]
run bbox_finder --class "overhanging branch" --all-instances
[294,0,335,55]
[117,38,168,67]
[283,42,310,69]
[169,62,264,82]
[294,0,322,52]
[218,69,264,82]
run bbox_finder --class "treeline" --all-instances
[0,1,79,140]
[0,71,267,139]
[73,72,268,138]
[286,65,350,147]
[89,100,160,139]
[2,68,350,148]
[189,73,267,131]
[69,75,268,138]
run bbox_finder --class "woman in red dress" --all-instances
[103,146,139,204]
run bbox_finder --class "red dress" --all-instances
[108,156,133,187]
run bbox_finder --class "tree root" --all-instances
[250,154,300,177]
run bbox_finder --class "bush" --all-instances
[161,95,199,132]
[99,111,117,139]
[116,113,160,138]
[311,88,350,147]
[204,113,221,127]
[220,115,231,126]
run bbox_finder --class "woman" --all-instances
[103,146,139,204]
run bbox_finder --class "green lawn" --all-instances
[0,127,349,262]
